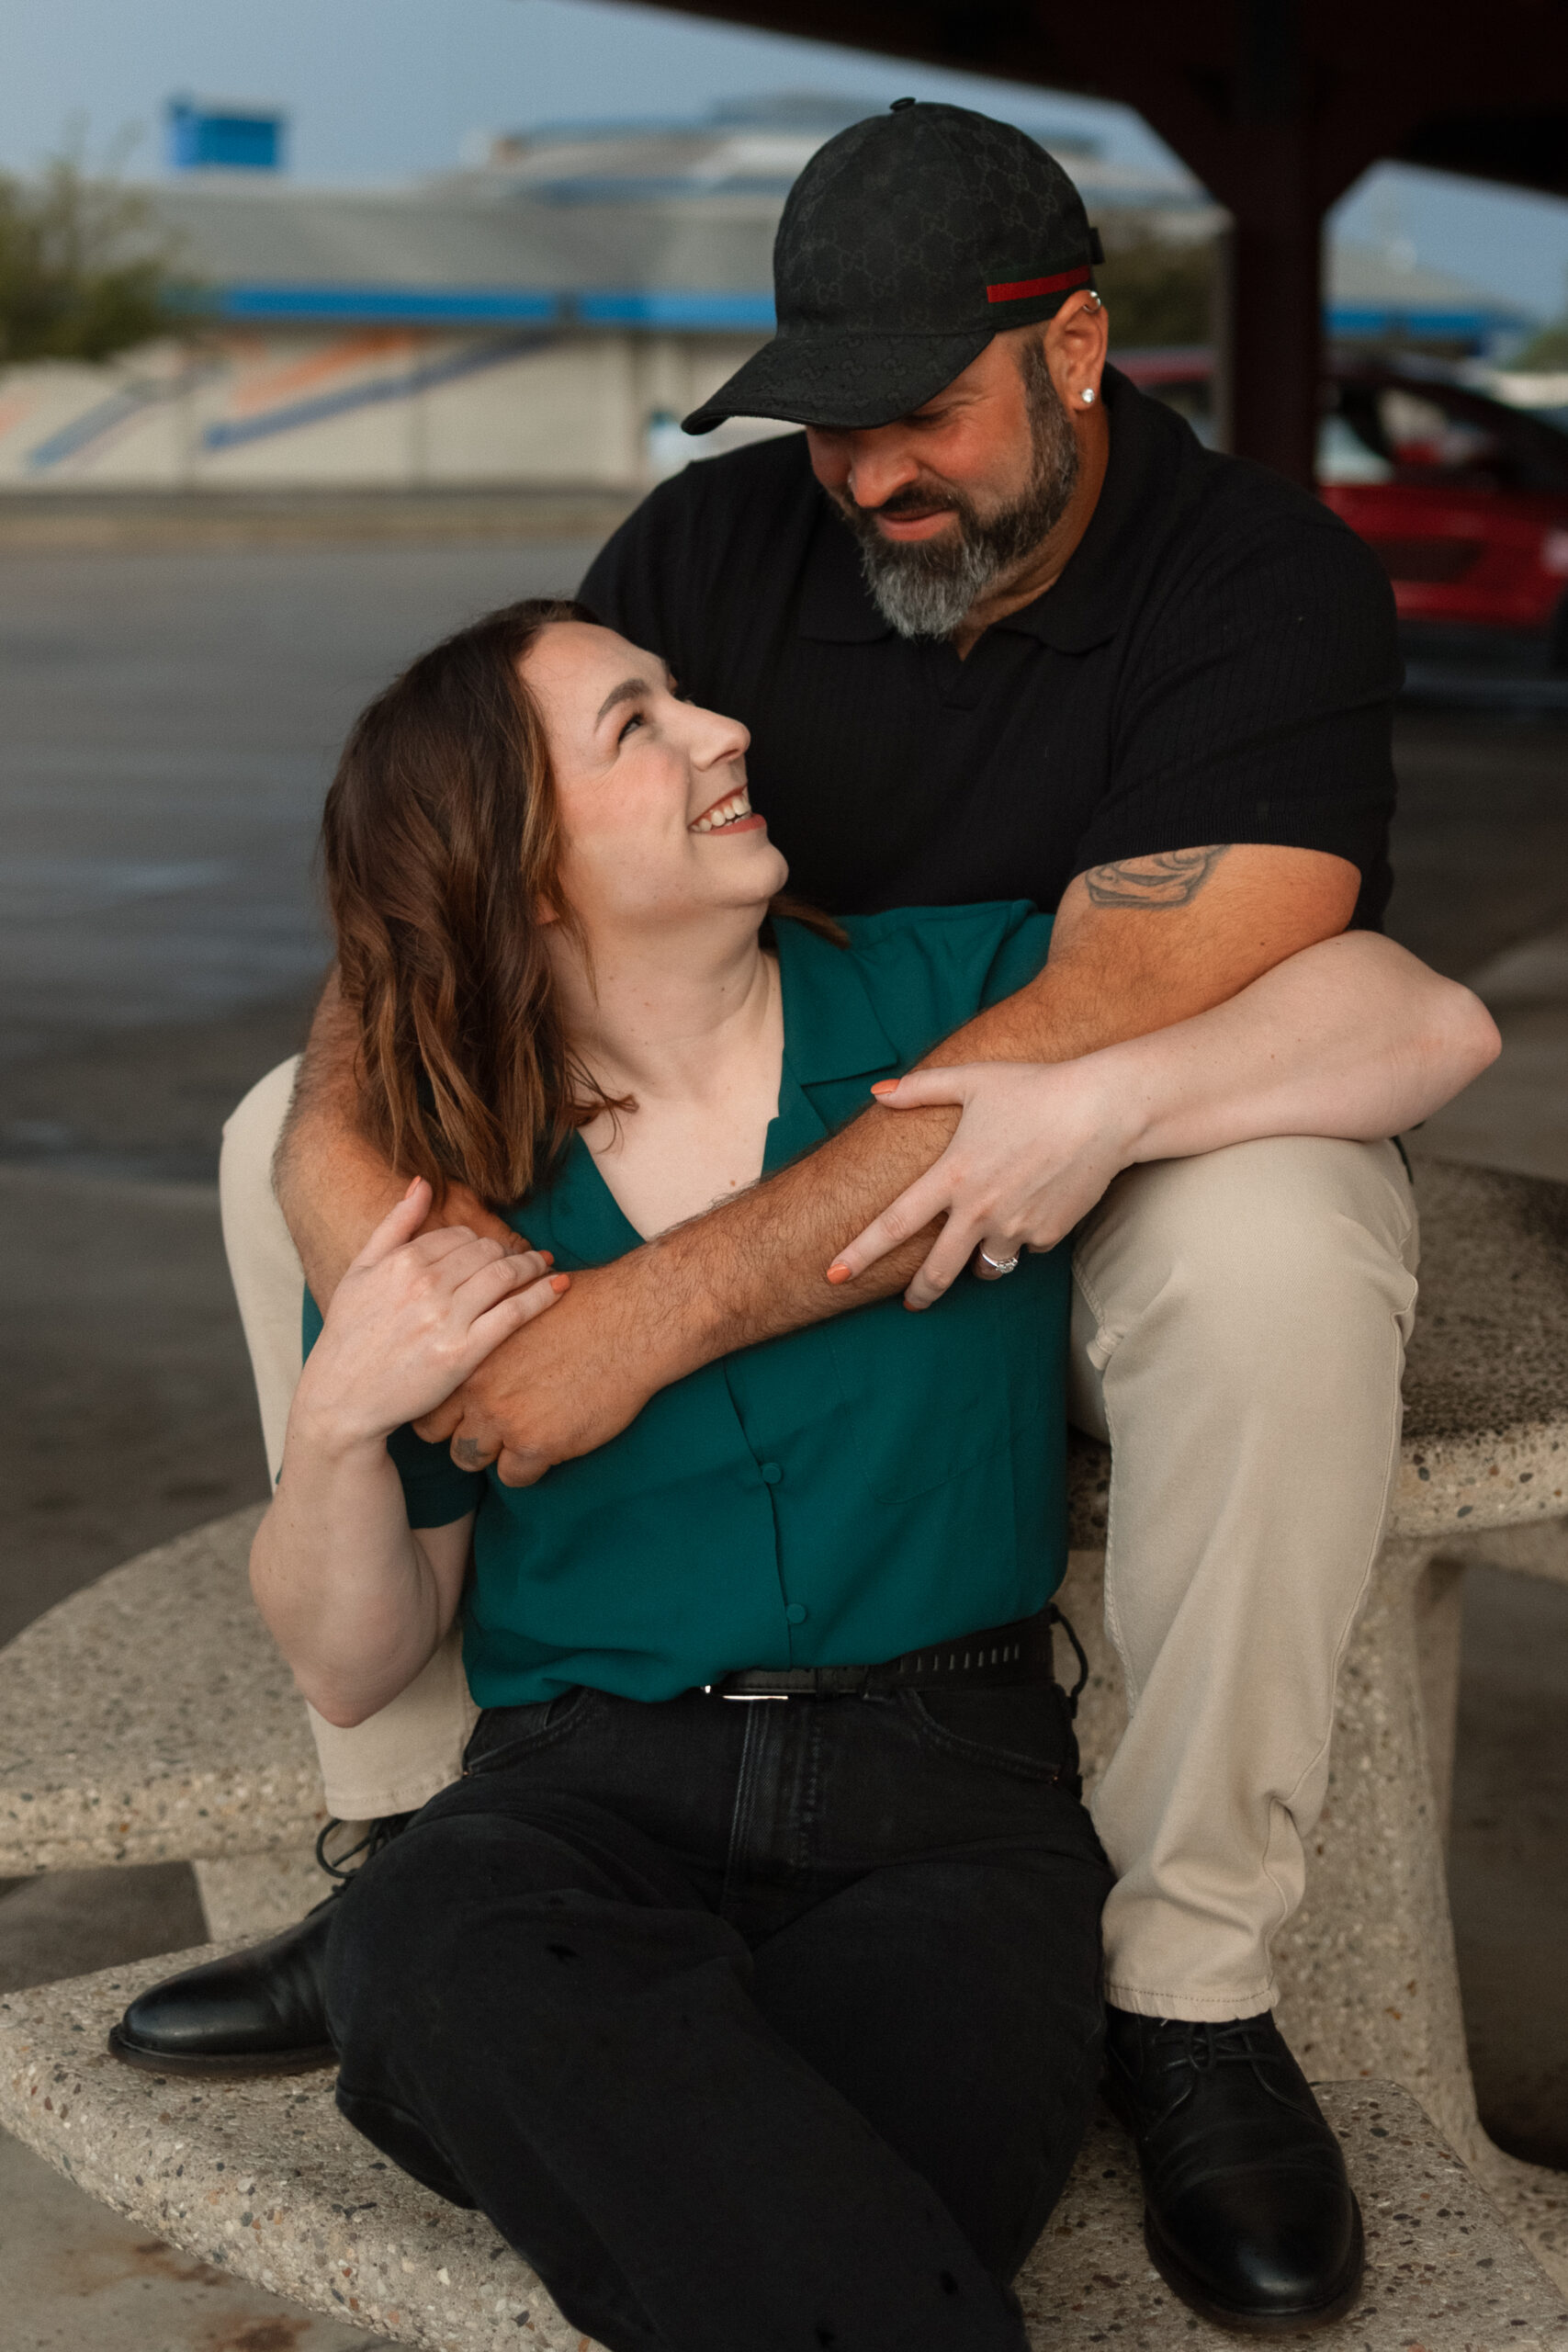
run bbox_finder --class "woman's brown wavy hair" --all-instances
[321,596,613,1208]
[321,596,842,1210]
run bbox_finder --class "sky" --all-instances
[5,0,1568,324]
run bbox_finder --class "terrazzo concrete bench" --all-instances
[1,1157,1566,2336]
[3,1954,1566,2352]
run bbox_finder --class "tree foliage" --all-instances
[1096,233,1216,352]
[0,157,178,365]
[1512,318,1568,371]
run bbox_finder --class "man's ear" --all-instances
[1045,296,1109,413]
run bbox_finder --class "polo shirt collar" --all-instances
[794,367,1180,659]
[527,917,899,1262]
[772,914,898,1086]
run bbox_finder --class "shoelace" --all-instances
[314,1812,410,1887]
[1151,2018,1304,2112]
[1046,1603,1089,1714]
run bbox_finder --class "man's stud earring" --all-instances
[1080,388,1096,404]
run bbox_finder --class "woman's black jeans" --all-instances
[325,1676,1112,2352]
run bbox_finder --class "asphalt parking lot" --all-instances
[0,527,1564,2342]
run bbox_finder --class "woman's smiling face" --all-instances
[522,620,788,938]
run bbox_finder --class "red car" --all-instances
[1118,351,1568,668]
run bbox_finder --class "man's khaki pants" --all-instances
[224,1059,1418,2024]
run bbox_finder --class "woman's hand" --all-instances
[829,1061,1138,1311]
[292,1178,568,1452]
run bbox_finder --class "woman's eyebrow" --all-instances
[594,674,658,726]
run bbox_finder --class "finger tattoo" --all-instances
[1083,845,1231,909]
[454,1438,484,1466]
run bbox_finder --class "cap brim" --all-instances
[682,324,994,435]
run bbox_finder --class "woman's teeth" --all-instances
[691,792,752,833]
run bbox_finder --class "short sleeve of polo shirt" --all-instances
[1069,491,1400,904]
[299,1290,481,1531]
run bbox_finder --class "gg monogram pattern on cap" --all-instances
[684,100,1101,435]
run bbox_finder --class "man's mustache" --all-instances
[846,483,964,525]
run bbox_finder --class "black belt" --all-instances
[700,1603,1085,1704]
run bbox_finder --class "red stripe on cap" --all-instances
[986,265,1092,304]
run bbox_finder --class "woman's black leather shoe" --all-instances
[107,1813,411,2077]
[108,1896,339,2077]
[1103,2007,1364,2334]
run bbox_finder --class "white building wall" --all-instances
[0,327,784,495]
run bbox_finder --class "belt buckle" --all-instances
[701,1682,791,1701]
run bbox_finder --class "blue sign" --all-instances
[167,100,285,173]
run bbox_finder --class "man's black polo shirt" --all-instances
[581,366,1399,929]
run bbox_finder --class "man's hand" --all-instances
[413,1258,666,1485]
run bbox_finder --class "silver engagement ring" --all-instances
[977,1248,1021,1276]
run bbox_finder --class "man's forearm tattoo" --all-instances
[1083,845,1232,909]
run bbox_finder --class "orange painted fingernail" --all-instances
[539,1250,554,1266]
[826,1262,852,1283]
[870,1080,898,1097]
[549,1273,570,1293]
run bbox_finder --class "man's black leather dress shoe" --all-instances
[107,1815,408,2078]
[1103,2007,1364,2334]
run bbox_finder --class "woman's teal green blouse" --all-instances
[305,903,1070,1707]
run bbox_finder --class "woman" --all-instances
[251,597,1473,2352]
[260,595,1102,2352]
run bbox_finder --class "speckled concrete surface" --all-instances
[0,1509,325,1879]
[1,1962,1562,2352]
[194,1847,330,1942]
[1395,1162,1568,1534]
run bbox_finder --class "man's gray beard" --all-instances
[840,351,1081,641]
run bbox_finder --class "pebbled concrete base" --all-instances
[3,1951,1564,2352]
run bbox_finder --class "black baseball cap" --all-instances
[682,99,1102,436]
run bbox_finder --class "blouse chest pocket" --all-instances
[828,1254,1068,1504]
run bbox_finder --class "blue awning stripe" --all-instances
[193,284,778,331]
[576,290,777,328]
[1327,304,1519,339]
[213,286,563,324]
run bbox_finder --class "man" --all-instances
[116,103,1495,2331]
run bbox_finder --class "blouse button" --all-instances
[760,1462,784,1485]
[784,1602,808,1624]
